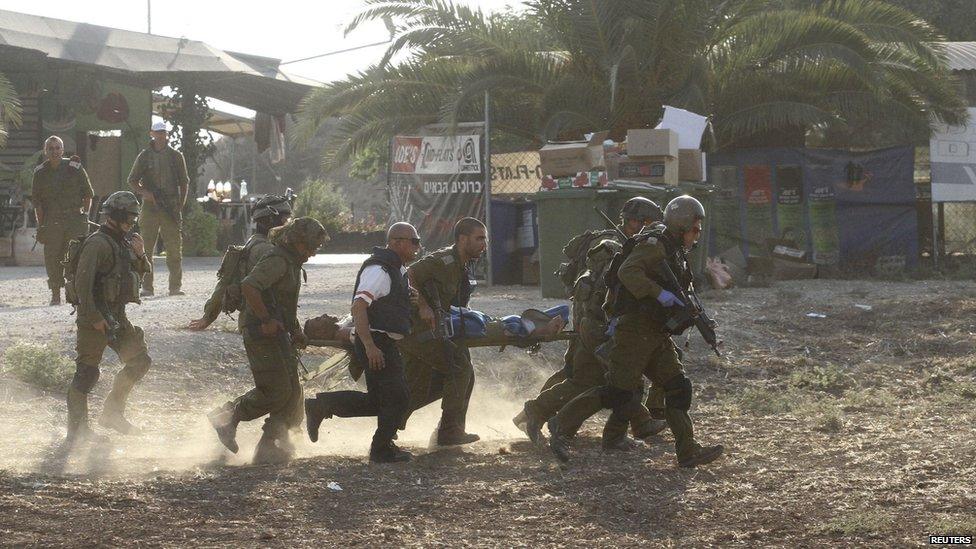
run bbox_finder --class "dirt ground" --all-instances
[0,257,974,547]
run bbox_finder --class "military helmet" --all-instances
[586,239,622,272]
[100,191,140,216]
[271,216,329,251]
[620,196,663,222]
[663,195,706,233]
[251,194,292,221]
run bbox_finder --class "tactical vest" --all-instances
[353,247,412,336]
[606,225,692,323]
[64,228,141,306]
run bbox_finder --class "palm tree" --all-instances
[295,0,966,167]
[0,71,23,149]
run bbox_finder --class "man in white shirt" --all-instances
[305,222,421,463]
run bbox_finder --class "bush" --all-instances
[2,342,74,391]
[182,199,219,257]
[293,179,351,237]
[789,363,855,395]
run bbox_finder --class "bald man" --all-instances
[305,222,422,463]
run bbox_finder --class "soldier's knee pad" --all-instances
[599,385,634,409]
[71,363,100,393]
[124,354,152,382]
[663,375,693,412]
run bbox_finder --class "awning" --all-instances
[152,93,254,138]
[0,9,320,114]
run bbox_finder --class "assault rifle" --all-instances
[596,207,721,356]
[659,261,721,357]
[245,295,310,376]
[95,301,121,345]
[144,180,179,224]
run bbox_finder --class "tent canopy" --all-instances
[0,9,320,114]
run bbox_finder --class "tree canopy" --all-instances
[295,0,967,167]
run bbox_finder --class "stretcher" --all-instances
[302,331,577,384]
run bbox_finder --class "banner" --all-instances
[930,107,976,202]
[490,151,541,194]
[390,129,486,251]
[392,135,482,175]
[709,146,917,268]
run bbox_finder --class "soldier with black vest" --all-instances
[547,195,724,468]
[304,222,421,463]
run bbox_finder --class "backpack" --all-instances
[213,239,260,315]
[603,225,668,318]
[554,229,618,295]
[63,232,115,306]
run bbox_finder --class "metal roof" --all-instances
[0,9,320,113]
[944,42,976,72]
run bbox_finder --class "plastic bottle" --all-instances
[239,180,248,198]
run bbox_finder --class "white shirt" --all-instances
[353,264,409,339]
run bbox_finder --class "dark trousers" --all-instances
[318,333,409,450]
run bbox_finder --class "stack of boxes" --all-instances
[537,124,707,189]
[538,131,610,189]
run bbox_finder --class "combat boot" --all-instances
[49,289,61,306]
[678,444,724,468]
[99,368,145,435]
[514,405,545,444]
[304,395,337,443]
[65,388,109,446]
[602,435,644,452]
[207,403,240,454]
[252,430,292,465]
[546,416,571,463]
[435,429,480,446]
[631,418,668,441]
[369,442,412,464]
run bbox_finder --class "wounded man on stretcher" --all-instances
[304,304,571,348]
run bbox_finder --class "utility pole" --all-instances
[147,0,152,33]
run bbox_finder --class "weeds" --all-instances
[819,509,893,537]
[789,363,855,395]
[1,341,73,391]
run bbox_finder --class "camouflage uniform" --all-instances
[523,239,661,439]
[69,204,152,440]
[127,145,189,294]
[398,245,476,440]
[199,233,275,326]
[550,227,713,464]
[30,157,93,292]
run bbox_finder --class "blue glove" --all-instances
[657,290,685,308]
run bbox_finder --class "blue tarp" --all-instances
[709,146,917,268]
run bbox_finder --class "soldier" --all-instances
[547,195,724,468]
[398,217,487,446]
[305,222,422,463]
[67,191,152,444]
[30,136,94,305]
[188,195,292,331]
[516,197,668,444]
[208,217,328,464]
[127,121,190,297]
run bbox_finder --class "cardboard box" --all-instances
[608,153,678,185]
[678,149,706,181]
[626,128,678,158]
[539,131,609,177]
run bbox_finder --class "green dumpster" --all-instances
[533,182,714,298]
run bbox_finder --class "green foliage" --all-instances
[2,342,73,391]
[789,363,856,395]
[348,144,388,181]
[162,87,216,197]
[293,179,351,236]
[296,0,967,167]
[182,199,220,257]
[0,70,23,149]
[735,387,805,415]
[820,509,893,537]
